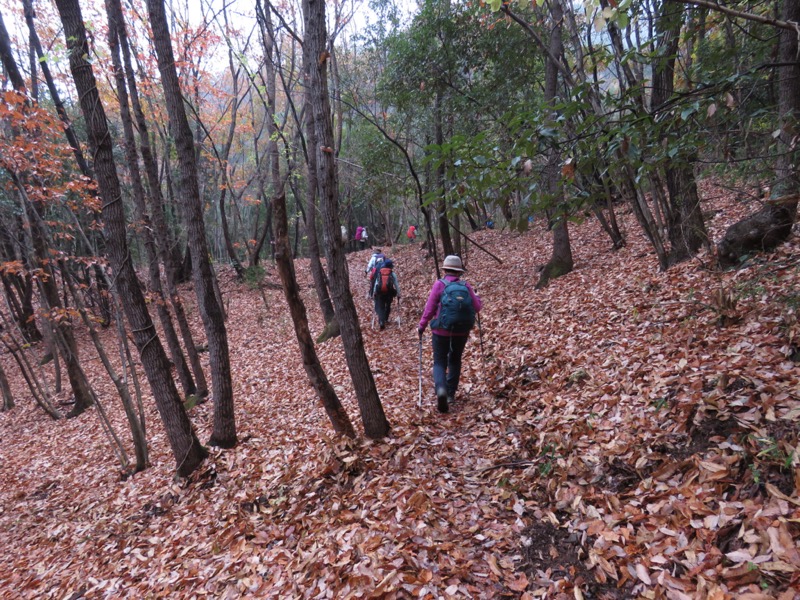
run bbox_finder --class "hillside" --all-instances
[0,187,799,599]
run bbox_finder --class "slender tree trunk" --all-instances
[272,185,355,436]
[536,0,573,289]
[145,0,236,447]
[114,6,207,397]
[55,0,207,476]
[1,270,41,343]
[0,323,60,419]
[64,263,148,471]
[303,0,389,438]
[434,91,454,257]
[105,0,196,398]
[302,82,338,331]
[217,30,245,279]
[0,359,14,411]
[651,1,709,265]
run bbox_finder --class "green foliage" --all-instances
[243,265,266,290]
[651,397,668,411]
[183,394,201,410]
[538,442,561,477]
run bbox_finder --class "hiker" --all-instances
[406,224,417,242]
[354,226,364,249]
[418,255,482,413]
[361,227,369,249]
[365,248,386,297]
[372,259,400,330]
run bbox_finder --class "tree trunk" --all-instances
[116,19,208,397]
[105,0,196,399]
[217,34,245,279]
[55,0,207,476]
[0,359,14,411]
[717,0,800,266]
[272,185,355,435]
[303,0,390,438]
[536,0,573,289]
[537,218,573,289]
[651,1,709,265]
[145,0,236,447]
[301,72,338,332]
[1,267,41,343]
[434,90,454,257]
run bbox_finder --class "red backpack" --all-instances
[375,267,397,297]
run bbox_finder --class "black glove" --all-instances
[418,327,424,339]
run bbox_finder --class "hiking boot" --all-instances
[447,396,455,406]
[379,322,386,330]
[437,393,449,413]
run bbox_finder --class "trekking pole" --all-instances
[418,332,423,409]
[477,312,485,365]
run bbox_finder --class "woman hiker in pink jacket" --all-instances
[418,255,482,413]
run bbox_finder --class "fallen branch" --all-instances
[472,460,537,474]
[448,220,504,265]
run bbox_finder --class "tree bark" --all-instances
[302,79,338,331]
[434,90,454,257]
[303,0,390,438]
[536,0,573,289]
[0,359,14,411]
[271,177,355,436]
[105,0,196,399]
[256,0,345,372]
[650,1,709,265]
[114,0,207,397]
[54,0,207,476]
[145,0,236,447]
[0,217,41,341]
[216,29,245,279]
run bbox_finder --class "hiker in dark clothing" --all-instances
[418,255,482,413]
[373,259,400,330]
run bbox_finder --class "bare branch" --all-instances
[669,0,800,33]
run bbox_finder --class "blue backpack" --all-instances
[431,279,476,333]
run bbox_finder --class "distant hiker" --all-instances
[418,255,482,413]
[373,259,400,330]
[354,226,364,249]
[406,225,417,242]
[341,225,348,245]
[361,227,369,249]
[365,248,386,297]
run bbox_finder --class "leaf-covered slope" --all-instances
[0,187,798,598]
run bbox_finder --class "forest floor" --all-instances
[1,183,799,599]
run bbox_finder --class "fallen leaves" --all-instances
[0,184,799,598]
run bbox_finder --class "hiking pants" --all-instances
[374,294,393,326]
[431,333,468,399]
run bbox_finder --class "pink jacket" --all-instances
[419,274,482,337]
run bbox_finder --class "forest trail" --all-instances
[1,186,799,598]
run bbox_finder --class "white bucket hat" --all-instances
[442,255,465,272]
